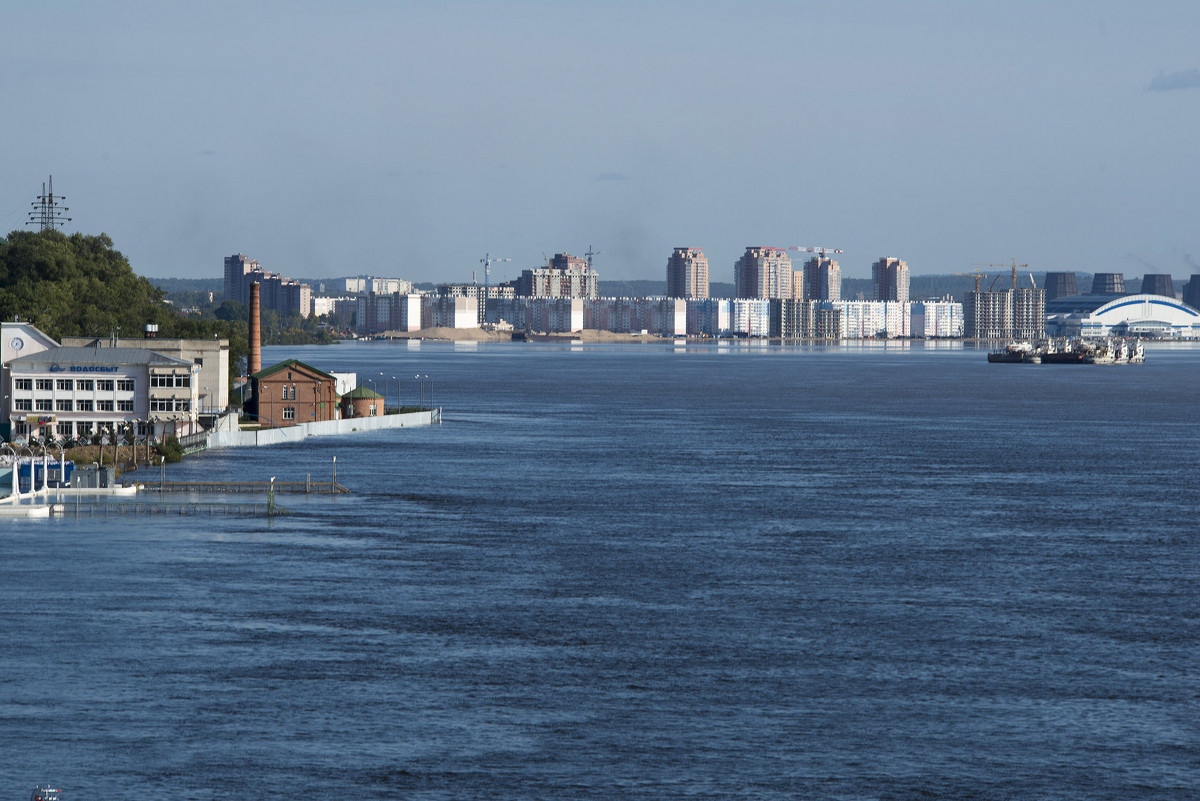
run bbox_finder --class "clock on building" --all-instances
[10,336,24,352]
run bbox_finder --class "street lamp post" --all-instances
[415,374,422,410]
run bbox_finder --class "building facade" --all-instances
[516,254,599,299]
[803,257,841,301]
[872,257,909,304]
[666,247,709,299]
[734,247,793,300]
[964,288,1045,339]
[252,359,340,428]
[223,254,313,318]
[61,335,229,415]
[6,346,199,442]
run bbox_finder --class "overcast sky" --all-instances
[3,1,1199,285]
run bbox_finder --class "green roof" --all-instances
[342,386,382,400]
[252,358,337,381]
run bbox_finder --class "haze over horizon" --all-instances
[4,1,1199,286]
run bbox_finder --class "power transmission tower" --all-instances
[27,176,71,232]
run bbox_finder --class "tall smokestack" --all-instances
[249,282,262,375]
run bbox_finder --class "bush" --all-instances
[155,436,184,463]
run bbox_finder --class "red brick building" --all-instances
[252,359,339,427]
[340,386,383,419]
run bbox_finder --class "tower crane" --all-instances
[584,244,603,271]
[972,259,1029,290]
[953,268,988,293]
[788,246,844,259]
[479,252,511,324]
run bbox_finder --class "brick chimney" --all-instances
[249,282,262,375]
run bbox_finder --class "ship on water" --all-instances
[988,337,1144,365]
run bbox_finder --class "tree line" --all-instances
[0,229,336,403]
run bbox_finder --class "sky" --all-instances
[3,0,1199,285]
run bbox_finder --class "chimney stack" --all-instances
[249,282,262,375]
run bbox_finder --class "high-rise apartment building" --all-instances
[734,247,792,300]
[222,254,312,318]
[964,288,1045,339]
[803,257,841,301]
[516,253,599,299]
[224,254,260,304]
[872,257,909,304]
[666,247,709,299]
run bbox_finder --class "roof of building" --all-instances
[1047,292,1198,319]
[7,346,192,367]
[252,359,336,381]
[342,386,382,400]
[1044,293,1127,316]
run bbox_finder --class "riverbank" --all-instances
[381,327,673,343]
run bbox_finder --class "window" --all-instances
[56,379,73,391]
[194,357,204,367]
[176,375,190,388]
[15,422,28,436]
[97,400,114,412]
[282,406,296,421]
[36,379,53,391]
[150,399,171,412]
[14,399,32,411]
[57,422,72,438]
[77,400,94,412]
[77,422,93,437]
[117,379,135,392]
[175,400,190,412]
[56,399,73,412]
[15,378,32,391]
[36,399,53,412]
[117,400,134,412]
[150,375,168,388]
[136,422,148,436]
[97,380,114,392]
[77,379,94,392]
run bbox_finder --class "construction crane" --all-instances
[479,252,511,324]
[1029,272,1037,289]
[972,259,1029,290]
[584,244,603,271]
[788,246,844,259]
[953,268,988,293]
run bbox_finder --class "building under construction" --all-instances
[963,263,1046,340]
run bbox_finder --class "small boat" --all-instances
[31,787,62,801]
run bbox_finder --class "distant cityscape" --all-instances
[220,249,1200,341]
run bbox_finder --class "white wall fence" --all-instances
[207,409,438,448]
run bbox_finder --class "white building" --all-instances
[832,300,910,338]
[911,299,965,338]
[1045,293,1200,339]
[6,346,200,443]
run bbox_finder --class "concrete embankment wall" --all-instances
[207,410,437,448]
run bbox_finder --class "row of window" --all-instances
[13,420,154,439]
[13,378,136,392]
[23,399,138,413]
[150,375,191,388]
[149,399,191,412]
